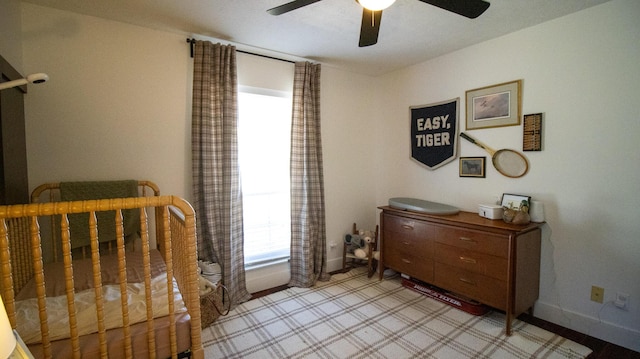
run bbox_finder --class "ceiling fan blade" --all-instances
[418,0,490,19]
[359,8,382,47]
[267,0,323,15]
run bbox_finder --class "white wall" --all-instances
[375,0,639,351]
[0,0,23,71]
[17,0,640,351]
[21,5,192,198]
[322,64,379,269]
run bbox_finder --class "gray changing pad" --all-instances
[388,197,459,215]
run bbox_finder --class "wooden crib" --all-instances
[0,181,203,359]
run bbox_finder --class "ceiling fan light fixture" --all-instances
[357,0,396,11]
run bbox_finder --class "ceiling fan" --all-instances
[267,0,490,47]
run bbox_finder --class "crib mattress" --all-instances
[16,249,191,357]
[27,312,191,358]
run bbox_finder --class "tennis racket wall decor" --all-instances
[460,132,529,178]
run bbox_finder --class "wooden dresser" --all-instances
[378,206,543,335]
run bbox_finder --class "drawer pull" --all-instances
[402,241,411,245]
[401,258,412,264]
[459,277,476,286]
[459,237,477,244]
[402,224,414,230]
[459,256,477,264]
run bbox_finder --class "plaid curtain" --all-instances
[289,62,331,287]
[191,40,251,307]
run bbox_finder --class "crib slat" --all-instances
[60,214,81,359]
[140,206,157,359]
[0,219,16,325]
[29,216,52,359]
[5,218,33,295]
[116,208,133,358]
[88,211,108,358]
[161,205,178,359]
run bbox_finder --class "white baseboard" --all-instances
[246,257,348,293]
[327,257,345,273]
[245,261,290,293]
[534,300,640,352]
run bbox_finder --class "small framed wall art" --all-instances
[523,113,543,151]
[459,157,486,178]
[465,80,522,130]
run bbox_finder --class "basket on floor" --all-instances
[200,282,230,328]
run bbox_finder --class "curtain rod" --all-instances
[186,38,296,64]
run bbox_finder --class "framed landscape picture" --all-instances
[466,80,522,130]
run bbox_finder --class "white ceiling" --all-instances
[22,0,610,76]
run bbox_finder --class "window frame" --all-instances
[238,86,293,268]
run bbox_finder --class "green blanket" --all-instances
[60,180,140,249]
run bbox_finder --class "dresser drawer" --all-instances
[385,246,434,282]
[383,213,434,240]
[383,229,434,257]
[434,262,507,310]
[435,243,507,280]
[435,226,508,257]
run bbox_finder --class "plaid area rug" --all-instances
[202,268,592,358]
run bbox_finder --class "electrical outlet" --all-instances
[614,292,629,310]
[591,286,604,303]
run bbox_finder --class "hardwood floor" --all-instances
[250,285,640,358]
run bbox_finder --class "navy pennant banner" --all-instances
[410,98,459,169]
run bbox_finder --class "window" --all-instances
[238,87,292,267]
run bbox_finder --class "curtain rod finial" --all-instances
[187,38,195,58]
